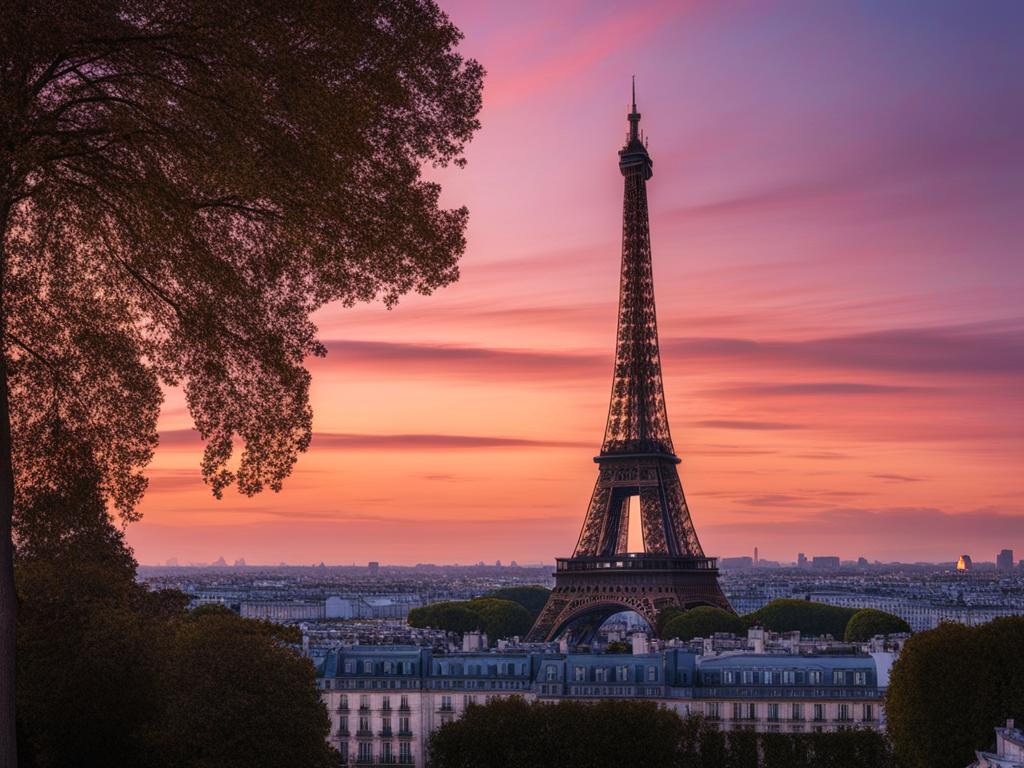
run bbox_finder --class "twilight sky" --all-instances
[127,0,1024,566]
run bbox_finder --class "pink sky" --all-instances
[127,1,1024,566]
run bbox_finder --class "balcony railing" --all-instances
[556,554,718,573]
[397,729,414,738]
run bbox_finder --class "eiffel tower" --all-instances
[527,83,732,644]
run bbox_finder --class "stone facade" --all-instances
[315,646,891,766]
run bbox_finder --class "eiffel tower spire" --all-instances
[526,85,731,644]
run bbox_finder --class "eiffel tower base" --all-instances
[526,555,732,644]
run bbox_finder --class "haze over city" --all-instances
[128,0,1024,566]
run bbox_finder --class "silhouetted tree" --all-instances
[886,617,1024,768]
[408,598,532,642]
[484,586,551,618]
[843,608,911,641]
[150,608,335,768]
[744,599,857,638]
[662,606,747,641]
[427,699,896,768]
[15,448,336,768]
[0,1,483,760]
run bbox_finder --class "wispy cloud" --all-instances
[665,321,1024,377]
[319,339,605,380]
[694,419,803,431]
[159,429,587,451]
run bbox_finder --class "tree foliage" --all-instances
[885,617,1024,768]
[843,609,911,642]
[427,698,898,768]
[408,598,533,642]
[0,1,483,759]
[484,586,550,618]
[15,499,336,768]
[744,600,858,638]
[662,606,747,641]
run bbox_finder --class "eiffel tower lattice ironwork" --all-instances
[527,83,732,644]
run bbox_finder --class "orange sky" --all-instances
[126,1,1024,566]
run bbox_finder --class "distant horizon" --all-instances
[137,554,1014,569]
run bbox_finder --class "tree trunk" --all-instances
[0,198,17,768]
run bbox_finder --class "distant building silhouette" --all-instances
[996,549,1014,572]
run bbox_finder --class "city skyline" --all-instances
[127,0,1023,566]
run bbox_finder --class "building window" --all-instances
[363,661,373,674]
[399,742,412,764]
[732,703,743,721]
[813,704,824,722]
[768,704,779,722]
[400,694,410,710]
[574,666,585,682]
[545,665,557,681]
[381,742,393,763]
[791,703,803,721]
[616,665,628,682]
[723,671,735,684]
[808,671,822,685]
[783,670,795,684]
[382,716,392,736]
[358,716,370,735]
[357,742,372,763]
[706,702,720,720]
[741,670,753,684]
[747,703,757,721]
[360,694,370,711]
[440,695,453,712]
[647,666,656,682]
[399,715,411,734]
[863,704,873,722]
[854,671,867,686]
[339,741,349,765]
[339,695,349,711]
[833,670,845,685]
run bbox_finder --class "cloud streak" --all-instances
[159,429,587,451]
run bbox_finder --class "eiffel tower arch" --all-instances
[527,83,732,644]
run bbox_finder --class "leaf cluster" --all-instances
[407,597,533,643]
[1,0,484,517]
[483,585,551,618]
[885,617,1024,768]
[15,496,335,768]
[742,600,860,639]
[427,697,898,768]
[843,609,912,642]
